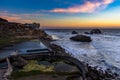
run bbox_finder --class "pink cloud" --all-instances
[0,11,48,23]
[1,16,21,21]
[0,11,21,21]
[0,11,34,23]
[49,0,114,13]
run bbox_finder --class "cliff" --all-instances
[0,18,49,48]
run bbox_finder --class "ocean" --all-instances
[45,29,120,74]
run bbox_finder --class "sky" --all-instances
[0,0,120,28]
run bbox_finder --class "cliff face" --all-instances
[0,18,49,48]
[0,18,47,38]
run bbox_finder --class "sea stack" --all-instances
[72,31,78,34]
[70,35,92,42]
[90,29,102,34]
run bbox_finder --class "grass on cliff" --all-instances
[0,37,31,46]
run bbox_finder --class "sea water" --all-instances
[45,29,120,74]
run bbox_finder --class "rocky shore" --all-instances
[42,32,119,80]
[48,43,119,80]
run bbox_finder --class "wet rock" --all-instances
[70,35,92,42]
[90,29,102,34]
[50,44,67,56]
[84,32,90,34]
[72,31,78,34]
[45,35,53,40]
[85,64,117,80]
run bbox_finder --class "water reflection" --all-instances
[0,40,47,58]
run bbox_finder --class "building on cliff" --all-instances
[24,23,40,30]
[0,18,41,37]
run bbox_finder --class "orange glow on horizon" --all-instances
[41,19,120,28]
[3,16,120,29]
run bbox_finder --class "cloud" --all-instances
[49,0,114,13]
[0,15,21,21]
[0,12,21,21]
[0,11,39,23]
[0,10,50,23]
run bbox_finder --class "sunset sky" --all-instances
[0,0,120,28]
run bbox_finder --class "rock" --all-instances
[12,61,26,68]
[50,44,69,56]
[72,31,78,34]
[86,77,92,80]
[70,35,92,42]
[45,35,53,41]
[12,56,28,68]
[90,29,102,34]
[84,32,90,34]
[50,44,65,53]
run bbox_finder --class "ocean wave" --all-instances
[46,29,120,74]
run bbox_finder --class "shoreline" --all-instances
[0,37,119,80]
[0,30,119,79]
[39,37,119,80]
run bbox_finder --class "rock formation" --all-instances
[72,31,78,34]
[84,32,90,34]
[90,29,102,34]
[70,35,92,42]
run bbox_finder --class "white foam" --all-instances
[50,34,60,40]
[46,30,120,74]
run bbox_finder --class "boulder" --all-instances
[70,35,92,42]
[72,31,78,34]
[90,29,102,34]
[84,32,90,34]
